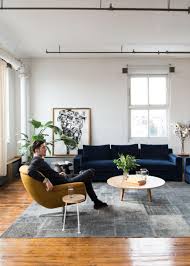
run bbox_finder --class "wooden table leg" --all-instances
[120,188,125,201]
[147,189,152,202]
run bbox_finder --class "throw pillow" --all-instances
[140,144,169,160]
[111,144,139,159]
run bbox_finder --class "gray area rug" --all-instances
[2,182,190,238]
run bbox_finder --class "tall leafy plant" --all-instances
[19,119,77,162]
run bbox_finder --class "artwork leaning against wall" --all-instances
[53,108,91,155]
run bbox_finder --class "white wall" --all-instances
[30,57,190,154]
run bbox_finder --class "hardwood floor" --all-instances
[0,179,32,235]
[1,179,190,265]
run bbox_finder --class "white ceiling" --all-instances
[0,0,190,58]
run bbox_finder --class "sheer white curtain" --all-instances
[0,60,7,176]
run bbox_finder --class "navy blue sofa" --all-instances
[185,158,190,183]
[74,144,182,182]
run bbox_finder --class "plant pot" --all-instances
[181,139,185,154]
[123,171,129,180]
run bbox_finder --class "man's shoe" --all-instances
[94,200,108,210]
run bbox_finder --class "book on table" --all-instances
[125,176,146,186]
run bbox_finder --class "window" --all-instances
[129,75,168,139]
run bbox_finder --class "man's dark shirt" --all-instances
[28,156,99,202]
[28,156,62,183]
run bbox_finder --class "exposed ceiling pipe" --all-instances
[0,5,189,13]
[46,49,190,55]
[0,48,22,70]
[0,0,189,12]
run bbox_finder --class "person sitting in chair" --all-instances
[28,140,108,210]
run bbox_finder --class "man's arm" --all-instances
[28,169,46,182]
[43,177,53,191]
[28,156,66,184]
[29,169,53,191]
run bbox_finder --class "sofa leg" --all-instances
[120,188,125,201]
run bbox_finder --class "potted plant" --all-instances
[113,154,139,178]
[19,119,77,163]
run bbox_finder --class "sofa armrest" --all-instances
[168,153,183,180]
[73,154,82,174]
[168,153,177,163]
[185,157,190,166]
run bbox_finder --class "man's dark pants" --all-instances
[50,169,98,202]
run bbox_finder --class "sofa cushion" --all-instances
[137,159,175,171]
[83,145,111,161]
[82,160,118,172]
[111,144,139,159]
[140,144,169,160]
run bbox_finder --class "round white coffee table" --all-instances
[107,175,165,202]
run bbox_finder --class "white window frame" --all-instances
[128,74,169,142]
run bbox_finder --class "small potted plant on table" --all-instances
[113,154,139,179]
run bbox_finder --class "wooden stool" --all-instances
[62,194,85,234]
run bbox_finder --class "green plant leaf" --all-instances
[31,135,45,142]
[61,135,77,148]
[113,154,139,173]
[21,133,29,139]
[49,125,62,135]
[31,119,42,128]
[44,121,53,127]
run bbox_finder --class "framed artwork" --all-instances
[52,108,91,155]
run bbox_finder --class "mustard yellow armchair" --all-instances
[19,165,86,209]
